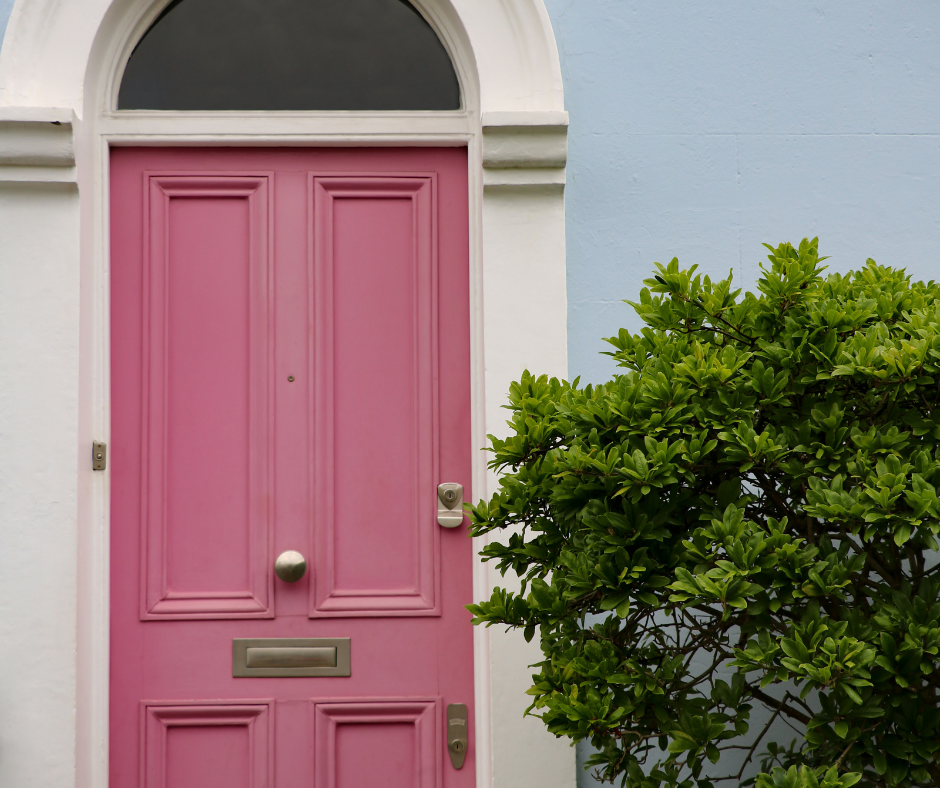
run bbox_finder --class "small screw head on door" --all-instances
[287,375,295,382]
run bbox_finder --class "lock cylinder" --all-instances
[437,483,464,528]
[446,703,468,769]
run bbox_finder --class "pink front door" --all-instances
[110,147,473,788]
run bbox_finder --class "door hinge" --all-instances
[92,441,107,471]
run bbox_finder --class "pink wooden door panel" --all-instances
[142,702,273,788]
[313,700,440,788]
[142,175,274,618]
[111,148,473,788]
[312,175,439,616]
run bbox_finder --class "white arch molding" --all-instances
[0,1,569,788]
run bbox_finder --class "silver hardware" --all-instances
[437,483,464,528]
[446,703,468,769]
[247,647,335,669]
[92,441,107,471]
[274,550,307,582]
[233,638,351,677]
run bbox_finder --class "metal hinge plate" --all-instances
[92,441,107,471]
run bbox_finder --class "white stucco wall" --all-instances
[0,180,80,788]
[483,186,570,787]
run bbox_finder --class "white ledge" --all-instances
[0,108,76,167]
[482,111,569,127]
[482,167,565,191]
[482,111,568,171]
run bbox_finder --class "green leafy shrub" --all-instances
[468,239,940,787]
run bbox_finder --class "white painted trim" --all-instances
[482,110,568,169]
[0,162,76,181]
[482,111,568,189]
[0,107,75,164]
[0,2,570,788]
[99,111,475,143]
[0,1,563,113]
[101,110,479,139]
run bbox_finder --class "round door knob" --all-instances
[274,550,307,582]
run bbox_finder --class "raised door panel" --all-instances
[310,175,440,617]
[142,702,272,788]
[141,174,274,619]
[313,700,439,788]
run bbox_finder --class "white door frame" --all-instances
[0,2,570,787]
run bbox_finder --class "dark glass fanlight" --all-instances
[118,0,461,110]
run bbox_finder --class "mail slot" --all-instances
[233,638,351,677]
[247,646,336,669]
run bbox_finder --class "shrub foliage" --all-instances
[468,240,940,788]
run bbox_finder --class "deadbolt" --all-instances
[446,703,468,769]
[274,550,307,582]
[437,483,464,528]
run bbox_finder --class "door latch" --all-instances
[437,483,463,528]
[446,703,468,769]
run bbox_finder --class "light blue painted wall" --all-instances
[0,0,13,48]
[544,0,940,384]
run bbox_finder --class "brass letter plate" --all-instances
[233,638,351,677]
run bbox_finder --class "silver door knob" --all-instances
[274,550,307,582]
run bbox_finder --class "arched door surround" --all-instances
[0,2,570,788]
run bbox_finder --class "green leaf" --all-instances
[471,243,940,787]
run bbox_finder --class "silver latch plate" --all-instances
[446,702,469,769]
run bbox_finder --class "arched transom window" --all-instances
[118,0,461,110]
